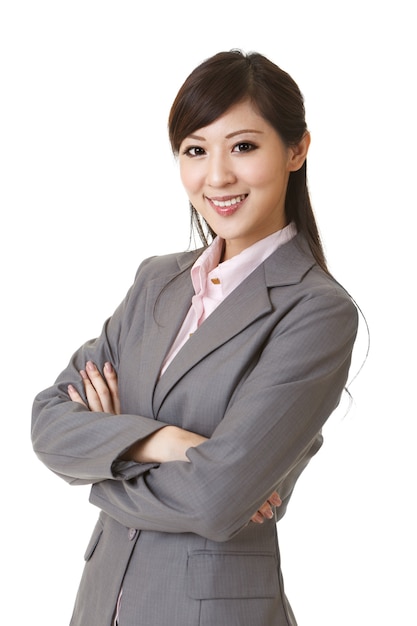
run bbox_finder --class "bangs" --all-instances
[168,53,253,153]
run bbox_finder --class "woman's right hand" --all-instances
[68,361,121,414]
[68,362,206,463]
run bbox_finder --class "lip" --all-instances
[206,194,248,216]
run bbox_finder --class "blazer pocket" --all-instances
[83,518,104,561]
[187,551,278,599]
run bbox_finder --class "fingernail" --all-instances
[104,362,113,373]
[80,369,87,379]
[68,384,75,393]
[86,361,95,371]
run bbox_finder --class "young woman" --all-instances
[32,50,358,625]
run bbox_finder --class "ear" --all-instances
[287,131,311,172]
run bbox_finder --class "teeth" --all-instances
[211,194,246,208]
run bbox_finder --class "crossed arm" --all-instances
[68,360,282,524]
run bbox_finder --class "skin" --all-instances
[68,101,310,523]
[179,99,310,261]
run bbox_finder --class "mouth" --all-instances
[207,194,248,215]
[210,194,247,208]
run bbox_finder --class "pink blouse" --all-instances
[160,223,297,376]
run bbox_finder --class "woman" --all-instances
[32,50,358,625]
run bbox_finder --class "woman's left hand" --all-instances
[251,491,282,524]
[68,361,121,414]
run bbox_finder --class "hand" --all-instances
[250,491,282,524]
[68,362,206,463]
[68,361,121,414]
[126,425,208,464]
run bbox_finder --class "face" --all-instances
[179,100,309,260]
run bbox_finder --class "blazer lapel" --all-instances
[153,262,272,415]
[137,254,196,417]
[148,234,316,417]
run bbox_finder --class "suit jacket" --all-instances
[32,233,358,626]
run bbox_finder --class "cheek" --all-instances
[179,163,201,195]
[249,162,289,189]
[240,155,283,187]
[179,166,189,190]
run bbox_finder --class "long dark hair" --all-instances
[168,49,328,273]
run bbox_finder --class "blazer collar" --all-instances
[147,234,316,416]
[177,232,315,285]
[263,232,316,287]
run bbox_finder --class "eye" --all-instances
[232,142,257,153]
[183,146,206,157]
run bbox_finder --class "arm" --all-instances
[31,258,174,485]
[69,361,282,524]
[67,360,208,462]
[89,293,358,541]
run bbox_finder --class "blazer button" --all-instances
[128,528,137,541]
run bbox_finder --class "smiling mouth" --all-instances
[209,194,248,208]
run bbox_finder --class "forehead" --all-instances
[188,100,270,139]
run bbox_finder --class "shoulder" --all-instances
[298,266,359,332]
[133,248,203,282]
[267,234,352,294]
[115,249,203,324]
[266,234,358,327]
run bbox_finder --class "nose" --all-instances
[205,153,236,188]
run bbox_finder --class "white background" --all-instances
[1,1,415,624]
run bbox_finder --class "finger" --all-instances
[80,368,105,412]
[251,512,265,524]
[104,362,121,414]
[67,384,88,408]
[268,491,282,507]
[258,501,274,520]
[84,361,116,413]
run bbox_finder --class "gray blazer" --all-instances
[32,234,358,626]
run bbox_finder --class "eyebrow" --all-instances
[186,129,264,141]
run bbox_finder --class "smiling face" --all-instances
[179,100,309,260]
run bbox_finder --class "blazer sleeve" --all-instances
[89,289,358,541]
[31,259,169,485]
